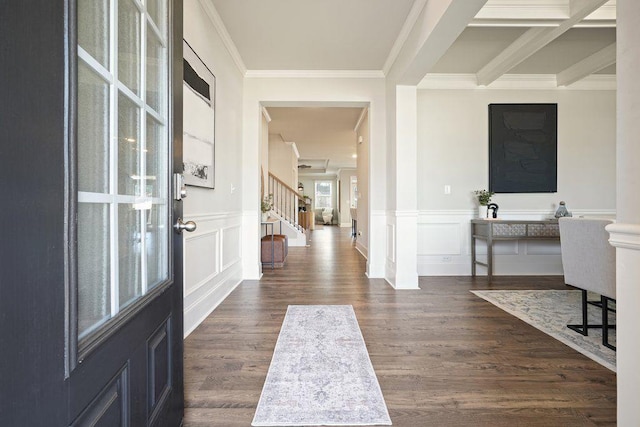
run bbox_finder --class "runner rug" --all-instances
[472,289,616,371]
[252,305,392,426]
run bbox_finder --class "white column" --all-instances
[242,100,262,280]
[608,1,640,424]
[387,86,419,289]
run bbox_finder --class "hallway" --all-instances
[184,227,616,426]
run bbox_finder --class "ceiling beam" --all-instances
[476,0,609,86]
[389,0,488,85]
[382,0,429,76]
[556,42,616,86]
[471,0,616,26]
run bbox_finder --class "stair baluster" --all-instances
[268,172,305,233]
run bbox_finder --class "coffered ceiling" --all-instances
[204,0,616,172]
[266,107,363,174]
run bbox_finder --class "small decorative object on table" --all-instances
[474,189,494,219]
[487,203,499,219]
[554,201,572,218]
[261,194,273,222]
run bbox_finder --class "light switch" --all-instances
[444,185,451,195]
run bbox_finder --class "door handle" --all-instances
[174,218,197,234]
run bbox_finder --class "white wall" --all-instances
[298,177,314,201]
[182,0,244,336]
[356,110,370,258]
[338,168,356,226]
[260,113,269,198]
[416,88,616,275]
[268,134,297,188]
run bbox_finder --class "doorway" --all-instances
[260,105,369,256]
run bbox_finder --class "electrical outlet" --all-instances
[441,256,452,263]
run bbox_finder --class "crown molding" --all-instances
[353,107,368,132]
[382,0,429,76]
[418,73,616,90]
[284,141,300,159]
[197,0,247,76]
[261,106,272,123]
[244,70,385,79]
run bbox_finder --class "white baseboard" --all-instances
[355,241,368,259]
[184,263,242,337]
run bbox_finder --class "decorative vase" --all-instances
[478,205,488,219]
[261,212,268,222]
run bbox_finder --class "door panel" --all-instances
[70,367,129,427]
[0,2,71,425]
[0,1,184,425]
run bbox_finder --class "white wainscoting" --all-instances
[417,209,616,276]
[183,212,243,337]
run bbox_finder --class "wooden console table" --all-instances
[471,219,560,281]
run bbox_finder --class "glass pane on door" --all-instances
[118,94,141,196]
[78,203,111,338]
[78,0,110,68]
[146,204,168,290]
[118,0,141,95]
[147,0,167,35]
[118,204,142,308]
[146,115,166,198]
[146,27,166,114]
[78,62,110,194]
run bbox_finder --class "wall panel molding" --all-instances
[221,225,242,270]
[416,209,615,276]
[182,212,243,336]
[184,230,220,297]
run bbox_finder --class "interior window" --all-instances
[315,181,332,209]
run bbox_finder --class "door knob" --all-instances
[174,218,197,234]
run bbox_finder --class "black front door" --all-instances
[1,1,185,425]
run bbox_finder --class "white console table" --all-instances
[471,218,560,281]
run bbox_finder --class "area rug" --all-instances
[471,290,616,372]
[252,305,392,426]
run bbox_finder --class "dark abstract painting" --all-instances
[489,103,557,193]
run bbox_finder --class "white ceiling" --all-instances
[431,26,616,75]
[209,0,415,70]
[207,0,616,171]
[266,107,363,174]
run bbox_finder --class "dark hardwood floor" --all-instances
[184,226,616,426]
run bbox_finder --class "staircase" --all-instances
[267,173,308,246]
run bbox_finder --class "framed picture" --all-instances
[489,103,557,193]
[183,40,215,188]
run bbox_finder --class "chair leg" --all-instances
[568,290,589,336]
[602,296,616,351]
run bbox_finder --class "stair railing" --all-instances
[268,172,305,233]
